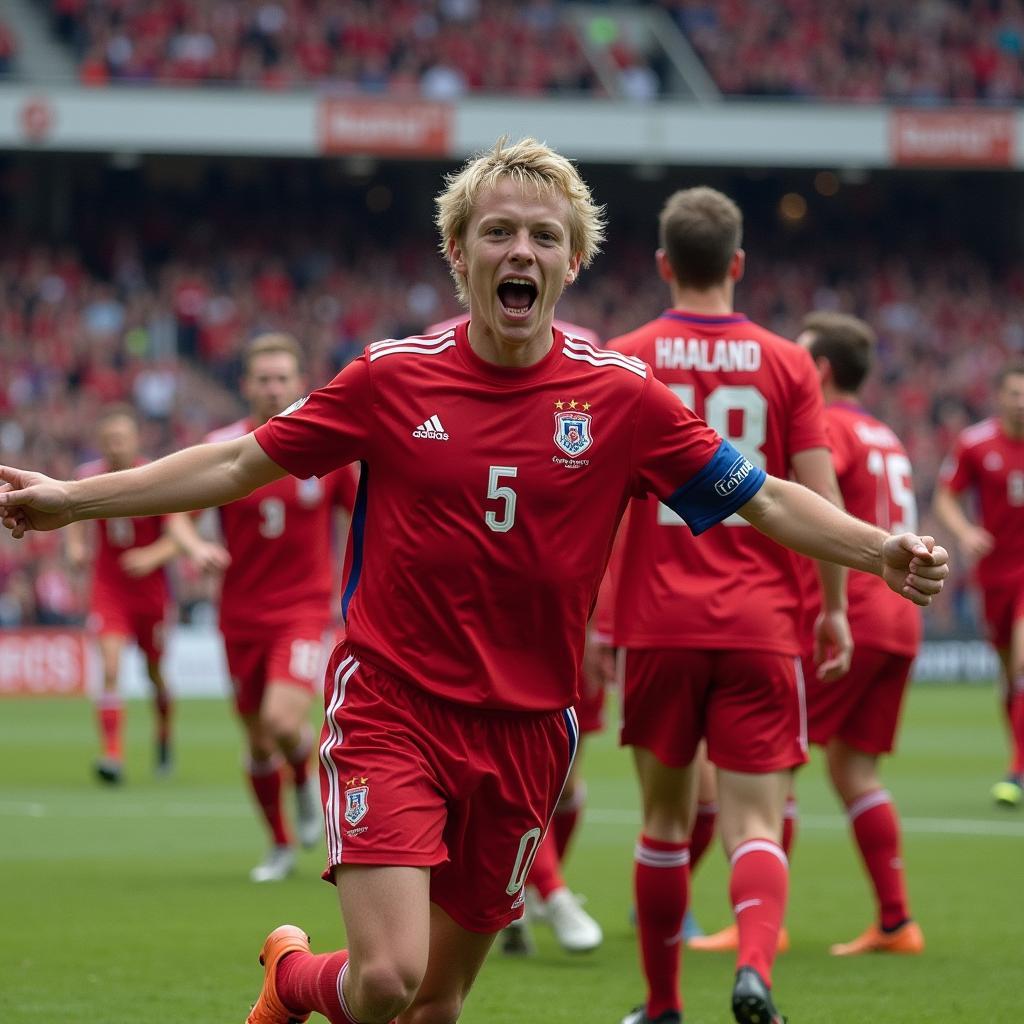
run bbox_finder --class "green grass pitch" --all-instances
[2,684,1021,1023]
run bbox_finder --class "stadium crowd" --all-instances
[24,0,1024,103]
[664,0,1024,103]
[0,214,1014,632]
[42,0,604,95]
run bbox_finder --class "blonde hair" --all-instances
[243,332,304,373]
[435,136,606,304]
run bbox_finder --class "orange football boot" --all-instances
[829,920,924,957]
[246,925,312,1024]
[687,923,790,953]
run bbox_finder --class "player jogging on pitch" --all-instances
[66,403,226,784]
[0,139,949,1024]
[933,361,1024,807]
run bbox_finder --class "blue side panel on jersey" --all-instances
[340,461,368,621]
[661,439,766,536]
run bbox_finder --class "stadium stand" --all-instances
[662,0,1024,102]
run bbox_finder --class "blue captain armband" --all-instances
[660,439,767,536]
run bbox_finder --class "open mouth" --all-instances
[496,277,538,319]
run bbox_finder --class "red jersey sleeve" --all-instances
[254,356,374,479]
[940,436,975,494]
[824,414,856,478]
[630,374,766,534]
[787,351,829,455]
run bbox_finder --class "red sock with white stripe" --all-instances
[247,758,291,847]
[277,949,355,1023]
[286,726,314,788]
[688,801,717,873]
[782,797,798,858]
[634,835,689,1018]
[527,830,565,901]
[730,838,788,984]
[847,789,909,930]
[552,781,586,861]
[96,693,123,759]
[1010,681,1024,776]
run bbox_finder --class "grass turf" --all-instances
[1,683,1020,1023]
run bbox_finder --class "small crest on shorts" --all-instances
[553,411,593,458]
[344,784,369,826]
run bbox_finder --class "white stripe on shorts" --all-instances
[320,654,360,868]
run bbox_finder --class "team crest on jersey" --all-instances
[553,411,593,458]
[344,783,369,826]
[280,395,309,417]
[297,477,323,506]
[984,451,1004,471]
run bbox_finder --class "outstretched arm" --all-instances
[0,434,285,538]
[739,475,948,607]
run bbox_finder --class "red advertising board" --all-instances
[891,109,1015,168]
[318,98,452,157]
[0,629,88,696]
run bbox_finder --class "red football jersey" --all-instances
[798,402,922,657]
[75,458,168,614]
[941,418,1024,591]
[606,310,828,653]
[205,418,357,640]
[254,322,766,712]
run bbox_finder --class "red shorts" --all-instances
[803,646,914,756]
[981,584,1024,650]
[89,597,166,663]
[620,648,807,773]
[319,644,579,933]
[224,624,330,717]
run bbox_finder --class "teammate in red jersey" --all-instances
[204,333,357,883]
[794,312,925,955]
[66,404,224,785]
[934,361,1024,807]
[607,187,854,1024]
[0,139,948,1024]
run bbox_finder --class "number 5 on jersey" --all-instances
[485,466,518,533]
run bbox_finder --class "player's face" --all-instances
[97,415,139,470]
[997,372,1024,437]
[450,177,581,366]
[243,352,304,424]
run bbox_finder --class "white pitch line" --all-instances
[2,799,1023,837]
[584,808,1024,838]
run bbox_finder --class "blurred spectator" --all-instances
[0,19,17,78]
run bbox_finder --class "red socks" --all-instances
[847,789,909,930]
[552,781,586,860]
[96,694,123,759]
[634,835,690,1018]
[730,839,788,984]
[154,691,172,747]
[688,801,717,872]
[247,759,290,846]
[527,829,565,901]
[278,949,353,1023]
[782,797,798,858]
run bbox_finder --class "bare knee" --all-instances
[348,959,421,1022]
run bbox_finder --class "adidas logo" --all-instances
[412,414,449,441]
